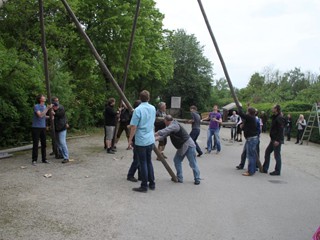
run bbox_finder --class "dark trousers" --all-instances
[135,144,155,190]
[296,129,304,143]
[117,123,130,139]
[127,145,141,179]
[190,128,203,155]
[263,140,282,173]
[32,127,47,162]
[286,127,291,140]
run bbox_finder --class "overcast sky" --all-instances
[155,0,320,89]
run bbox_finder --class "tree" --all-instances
[163,29,213,111]
[210,78,233,107]
[76,0,173,100]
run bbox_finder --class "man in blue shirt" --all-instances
[31,94,52,165]
[128,90,156,192]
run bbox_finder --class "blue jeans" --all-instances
[246,136,258,175]
[127,145,141,179]
[239,138,260,169]
[135,144,155,189]
[207,128,221,152]
[173,146,200,182]
[263,140,282,173]
[189,128,203,155]
[231,126,236,139]
[56,130,69,160]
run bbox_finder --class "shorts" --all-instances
[105,126,115,140]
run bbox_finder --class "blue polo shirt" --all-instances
[32,104,47,128]
[130,102,156,146]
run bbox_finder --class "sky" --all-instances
[155,0,320,89]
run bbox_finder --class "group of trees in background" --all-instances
[0,0,319,147]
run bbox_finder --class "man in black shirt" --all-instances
[238,107,259,176]
[104,98,119,154]
[262,105,285,176]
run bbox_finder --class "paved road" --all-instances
[0,124,319,240]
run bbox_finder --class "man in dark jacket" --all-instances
[155,115,201,185]
[104,98,119,154]
[237,107,259,176]
[262,104,285,175]
[52,102,69,163]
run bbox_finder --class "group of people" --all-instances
[280,113,306,144]
[31,95,69,166]
[31,91,293,191]
[125,90,201,193]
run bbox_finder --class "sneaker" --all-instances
[236,165,244,170]
[32,161,37,166]
[49,152,55,156]
[171,177,183,183]
[197,153,203,157]
[62,159,69,164]
[42,160,50,164]
[269,171,280,176]
[107,149,115,154]
[132,187,147,193]
[127,176,138,182]
[194,180,200,185]
[242,172,253,176]
[205,151,211,154]
[149,185,156,190]
[216,151,220,155]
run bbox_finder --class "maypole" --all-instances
[60,0,178,182]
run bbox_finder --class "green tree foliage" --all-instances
[76,0,173,100]
[0,0,173,146]
[239,67,319,105]
[210,77,235,108]
[163,29,213,111]
[0,41,45,146]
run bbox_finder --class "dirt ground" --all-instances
[0,125,319,240]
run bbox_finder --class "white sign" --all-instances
[171,97,181,109]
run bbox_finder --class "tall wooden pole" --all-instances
[60,0,178,182]
[197,0,241,109]
[113,0,141,147]
[122,0,140,93]
[39,0,57,155]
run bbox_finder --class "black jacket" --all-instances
[238,108,258,139]
[104,105,117,126]
[54,105,67,132]
[270,113,285,142]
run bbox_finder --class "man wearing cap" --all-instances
[155,115,201,185]
[52,101,69,163]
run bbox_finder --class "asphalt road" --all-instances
[0,124,319,240]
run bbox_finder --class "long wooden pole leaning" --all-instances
[197,0,262,171]
[60,0,178,182]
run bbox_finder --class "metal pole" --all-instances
[39,0,57,156]
[197,0,241,109]
[60,0,178,182]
